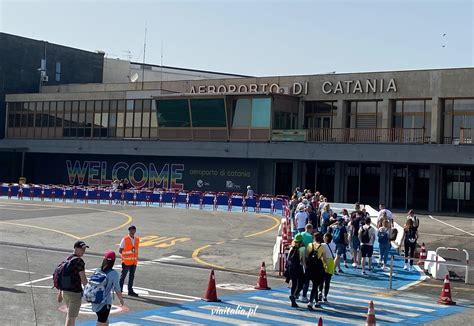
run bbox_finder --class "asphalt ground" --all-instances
[0,198,473,325]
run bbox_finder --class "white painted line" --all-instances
[1,268,36,274]
[316,302,402,323]
[141,315,200,325]
[133,286,201,300]
[16,275,52,286]
[247,297,355,324]
[228,299,355,324]
[172,309,264,325]
[329,282,381,293]
[429,215,474,237]
[138,294,195,301]
[110,323,140,326]
[325,299,420,318]
[324,294,435,312]
[397,265,428,291]
[331,280,381,290]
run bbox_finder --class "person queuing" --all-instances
[294,204,308,234]
[297,224,314,303]
[305,232,326,310]
[402,218,418,271]
[377,219,391,270]
[319,233,336,302]
[359,217,376,275]
[286,234,306,308]
[119,225,140,296]
[330,216,349,273]
[349,203,364,268]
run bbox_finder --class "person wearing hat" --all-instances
[57,241,89,326]
[286,234,306,308]
[294,203,308,234]
[119,225,140,296]
[92,250,124,325]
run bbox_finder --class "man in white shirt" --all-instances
[377,204,394,228]
[294,204,308,233]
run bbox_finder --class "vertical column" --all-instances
[333,99,347,129]
[334,162,346,202]
[379,163,390,207]
[379,98,392,128]
[430,97,442,143]
[428,164,442,212]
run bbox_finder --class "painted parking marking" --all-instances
[59,303,129,315]
[217,283,256,291]
[125,235,191,249]
[429,215,474,237]
[141,315,200,325]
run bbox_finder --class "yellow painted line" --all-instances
[192,213,281,271]
[244,214,281,238]
[0,221,81,240]
[0,201,133,240]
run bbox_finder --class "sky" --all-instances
[0,0,473,77]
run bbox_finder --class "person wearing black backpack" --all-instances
[56,241,89,326]
[358,217,376,275]
[305,232,326,311]
[286,234,306,308]
[91,251,124,325]
[402,218,418,272]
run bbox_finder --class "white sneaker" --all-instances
[352,262,357,268]
[408,265,413,272]
[403,264,408,270]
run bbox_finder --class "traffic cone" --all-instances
[255,261,271,290]
[202,270,221,302]
[437,274,456,305]
[317,316,323,326]
[366,300,376,326]
[418,242,427,266]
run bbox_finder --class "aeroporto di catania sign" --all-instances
[189,78,397,95]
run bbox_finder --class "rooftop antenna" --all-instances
[141,23,147,90]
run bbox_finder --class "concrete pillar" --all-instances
[334,162,346,202]
[430,97,442,143]
[379,99,392,128]
[379,163,390,207]
[333,99,347,129]
[428,164,442,212]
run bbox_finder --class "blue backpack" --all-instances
[378,229,389,244]
[83,269,111,304]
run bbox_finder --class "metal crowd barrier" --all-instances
[0,183,286,214]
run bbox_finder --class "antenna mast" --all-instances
[160,40,163,91]
[141,23,147,90]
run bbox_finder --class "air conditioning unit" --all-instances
[41,75,49,82]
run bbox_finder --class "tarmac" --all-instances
[0,198,472,325]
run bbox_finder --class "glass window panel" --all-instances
[453,99,474,112]
[150,100,158,137]
[393,115,403,128]
[116,100,125,138]
[403,100,425,113]
[142,100,151,138]
[232,99,251,127]
[425,112,431,134]
[56,101,64,128]
[350,101,357,114]
[425,100,432,113]
[93,101,102,137]
[34,102,42,127]
[356,101,377,114]
[190,98,226,127]
[465,115,474,129]
[42,102,50,127]
[49,102,57,128]
[395,101,403,113]
[108,100,117,138]
[251,98,271,127]
[413,115,424,128]
[127,100,134,111]
[453,116,463,138]
[133,100,143,137]
[156,99,190,127]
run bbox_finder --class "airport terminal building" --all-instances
[0,38,473,213]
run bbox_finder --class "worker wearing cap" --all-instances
[119,225,140,296]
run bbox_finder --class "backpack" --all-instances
[285,247,302,271]
[360,226,371,244]
[333,226,346,244]
[378,229,389,244]
[83,269,111,304]
[306,245,325,272]
[406,227,417,243]
[53,256,79,291]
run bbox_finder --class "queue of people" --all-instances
[285,188,421,309]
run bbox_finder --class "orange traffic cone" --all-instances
[202,270,221,302]
[418,242,427,266]
[317,316,323,326]
[437,274,456,305]
[366,300,376,326]
[255,261,271,290]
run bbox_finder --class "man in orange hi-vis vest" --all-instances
[119,225,140,296]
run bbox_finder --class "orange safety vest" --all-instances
[121,235,140,266]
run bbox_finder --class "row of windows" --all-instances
[6,97,274,139]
